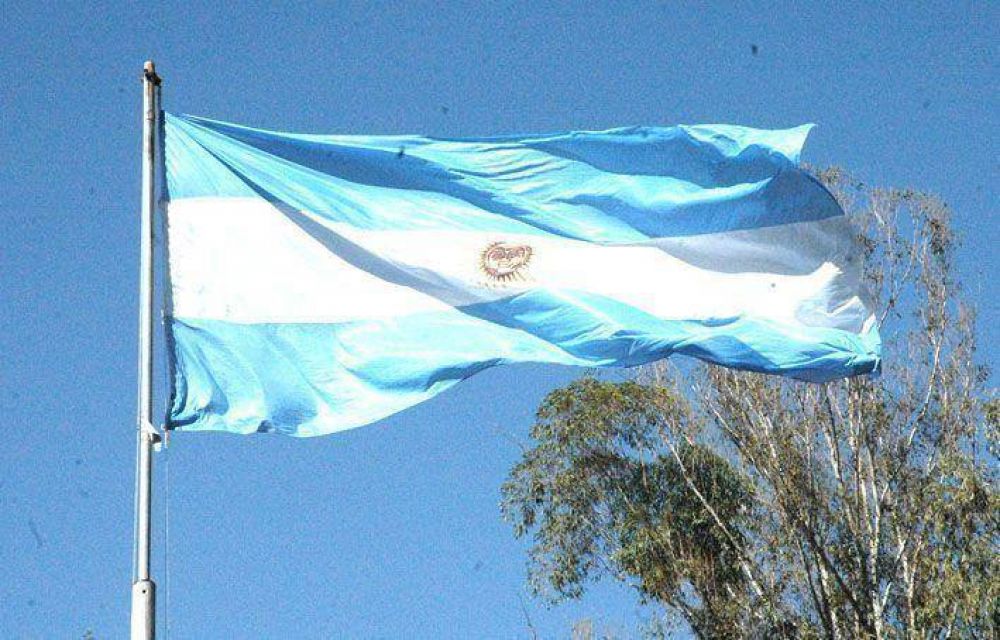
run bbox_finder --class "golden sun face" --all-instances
[479,241,533,284]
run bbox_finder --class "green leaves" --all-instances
[502,377,758,630]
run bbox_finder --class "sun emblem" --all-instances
[479,241,533,285]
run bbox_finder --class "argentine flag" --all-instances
[163,115,880,436]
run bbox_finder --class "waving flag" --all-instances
[163,115,880,436]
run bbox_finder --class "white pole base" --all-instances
[130,579,156,640]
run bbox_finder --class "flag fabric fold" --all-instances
[163,114,880,436]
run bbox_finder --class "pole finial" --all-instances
[143,60,161,85]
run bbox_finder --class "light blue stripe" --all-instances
[164,114,842,242]
[168,290,880,436]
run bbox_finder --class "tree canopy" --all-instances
[502,170,998,639]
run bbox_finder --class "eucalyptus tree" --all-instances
[502,170,998,639]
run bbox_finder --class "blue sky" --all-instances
[0,2,995,638]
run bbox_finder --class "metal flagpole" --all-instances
[132,59,161,640]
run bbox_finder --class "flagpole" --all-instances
[132,59,161,640]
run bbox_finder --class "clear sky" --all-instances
[0,2,995,638]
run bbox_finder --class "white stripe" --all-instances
[167,197,870,332]
[166,198,454,323]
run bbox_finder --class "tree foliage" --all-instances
[502,170,998,639]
